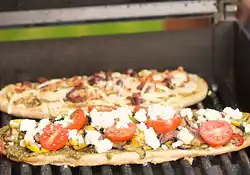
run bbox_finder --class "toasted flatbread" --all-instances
[0,106,249,166]
[0,68,208,119]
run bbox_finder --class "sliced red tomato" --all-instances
[230,134,244,147]
[40,123,68,151]
[146,115,182,134]
[199,120,233,147]
[88,105,116,112]
[66,109,87,130]
[104,123,137,142]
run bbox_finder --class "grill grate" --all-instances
[1,83,250,175]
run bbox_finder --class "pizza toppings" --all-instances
[230,134,244,147]
[146,114,182,134]
[104,122,137,142]
[2,67,204,111]
[199,120,233,147]
[66,109,87,130]
[144,127,160,149]
[2,106,249,158]
[40,123,68,151]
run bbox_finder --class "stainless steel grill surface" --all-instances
[0,83,250,175]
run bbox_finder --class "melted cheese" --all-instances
[38,88,73,102]
[7,90,38,113]
[37,79,61,89]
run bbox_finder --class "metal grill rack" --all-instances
[0,82,250,175]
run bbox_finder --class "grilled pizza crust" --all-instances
[3,136,250,167]
[0,75,208,119]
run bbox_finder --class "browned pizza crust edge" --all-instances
[3,136,250,167]
[0,75,208,119]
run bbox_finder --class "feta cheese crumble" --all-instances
[95,139,113,153]
[90,109,115,129]
[68,129,85,144]
[144,127,160,150]
[84,130,113,153]
[148,104,176,120]
[177,128,194,144]
[134,109,147,122]
[223,107,242,120]
[180,108,193,120]
[115,107,132,129]
[137,122,147,131]
[55,116,73,128]
[20,119,36,132]
[172,140,184,148]
[37,119,50,134]
[85,130,102,145]
[197,109,222,121]
[243,122,250,133]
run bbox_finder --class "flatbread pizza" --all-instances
[0,105,249,166]
[0,67,208,119]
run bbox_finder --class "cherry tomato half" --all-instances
[146,115,182,134]
[66,109,87,130]
[231,134,244,147]
[104,123,137,142]
[40,123,68,151]
[199,120,233,147]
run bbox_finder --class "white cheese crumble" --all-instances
[137,122,147,131]
[115,107,132,129]
[68,129,85,144]
[148,104,176,121]
[134,109,147,122]
[85,130,102,145]
[144,127,160,150]
[223,107,242,120]
[20,119,37,132]
[180,108,193,120]
[95,139,113,153]
[55,116,73,128]
[177,128,194,144]
[24,129,37,144]
[37,119,50,134]
[90,109,115,129]
[9,142,14,146]
[172,140,184,148]
[243,122,250,133]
